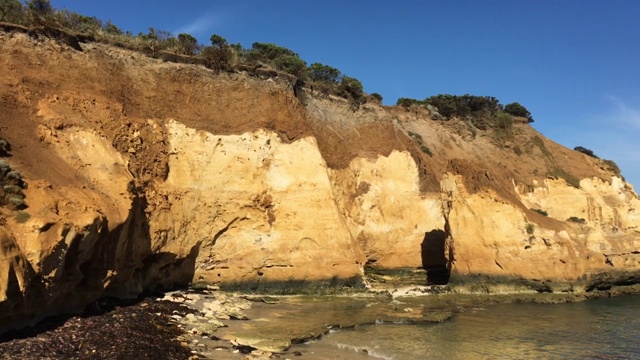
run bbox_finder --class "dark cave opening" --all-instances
[421,229,451,285]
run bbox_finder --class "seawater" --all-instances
[297,295,640,360]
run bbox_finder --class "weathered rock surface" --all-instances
[0,28,639,330]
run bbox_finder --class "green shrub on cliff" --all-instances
[272,55,307,77]
[305,63,371,105]
[369,93,383,103]
[0,159,28,210]
[567,216,586,224]
[549,167,580,188]
[526,223,535,234]
[0,2,377,107]
[406,131,433,157]
[7,195,26,210]
[0,159,9,174]
[407,131,423,142]
[307,63,342,84]
[209,34,227,48]
[494,111,514,131]
[0,137,10,156]
[25,0,53,25]
[246,42,298,63]
[574,146,598,158]
[504,102,534,123]
[201,46,230,70]
[396,97,422,107]
[423,94,502,119]
[0,0,25,24]
[394,95,534,132]
[531,208,548,216]
[490,111,515,144]
[177,33,199,56]
[15,210,30,223]
[55,10,102,34]
[603,159,622,177]
[338,76,365,104]
[242,42,310,77]
[135,28,178,56]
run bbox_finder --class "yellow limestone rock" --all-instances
[331,150,443,269]
[444,173,640,289]
[517,177,640,231]
[151,121,364,286]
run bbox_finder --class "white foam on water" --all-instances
[333,342,394,360]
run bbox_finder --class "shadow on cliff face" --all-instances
[0,194,201,335]
[83,195,201,298]
[421,229,451,285]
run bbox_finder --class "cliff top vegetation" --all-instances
[0,0,536,119]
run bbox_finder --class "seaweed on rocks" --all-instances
[0,299,193,360]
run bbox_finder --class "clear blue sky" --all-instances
[51,0,640,190]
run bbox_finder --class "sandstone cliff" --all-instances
[1,28,639,330]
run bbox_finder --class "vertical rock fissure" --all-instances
[422,190,455,285]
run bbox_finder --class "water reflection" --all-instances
[309,296,640,359]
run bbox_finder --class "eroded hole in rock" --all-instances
[365,258,378,267]
[421,229,450,285]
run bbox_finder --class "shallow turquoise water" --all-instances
[300,295,640,359]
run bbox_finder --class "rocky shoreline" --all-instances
[2,284,640,360]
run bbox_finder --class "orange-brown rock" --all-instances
[0,28,639,331]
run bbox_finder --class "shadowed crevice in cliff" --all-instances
[74,196,153,299]
[421,229,451,285]
[97,195,200,298]
[135,241,202,293]
[585,270,640,292]
[0,230,44,334]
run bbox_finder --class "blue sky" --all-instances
[51,0,640,190]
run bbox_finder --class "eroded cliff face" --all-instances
[156,121,364,288]
[330,150,444,270]
[443,175,640,292]
[1,29,639,330]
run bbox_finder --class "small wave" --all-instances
[334,342,393,360]
[469,307,487,312]
[374,319,409,325]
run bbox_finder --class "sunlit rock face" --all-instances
[330,150,444,270]
[440,174,640,292]
[153,121,364,289]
